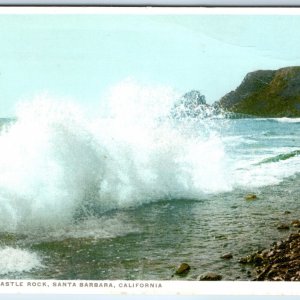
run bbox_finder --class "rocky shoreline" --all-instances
[174,229,300,281]
[172,194,300,281]
[239,230,300,281]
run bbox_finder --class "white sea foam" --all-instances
[256,117,300,123]
[0,247,42,275]
[230,143,300,188]
[233,156,300,188]
[46,214,139,241]
[272,117,300,123]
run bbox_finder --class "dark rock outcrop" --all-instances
[171,90,209,118]
[175,262,191,275]
[218,66,300,117]
[198,272,222,281]
[221,252,233,259]
[182,90,206,106]
[277,223,290,230]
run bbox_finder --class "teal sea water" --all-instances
[0,84,300,280]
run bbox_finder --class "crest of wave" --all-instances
[0,81,231,233]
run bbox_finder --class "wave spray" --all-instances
[0,80,230,233]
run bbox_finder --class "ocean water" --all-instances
[1,82,300,280]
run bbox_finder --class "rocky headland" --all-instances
[217,66,300,117]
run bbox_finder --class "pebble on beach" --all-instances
[175,263,191,275]
[277,223,290,230]
[291,220,300,228]
[221,253,233,259]
[198,272,222,281]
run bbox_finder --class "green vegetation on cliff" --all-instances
[218,66,300,117]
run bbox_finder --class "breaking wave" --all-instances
[0,81,230,233]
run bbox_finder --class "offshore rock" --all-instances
[171,90,210,119]
[245,194,257,200]
[277,223,290,230]
[175,263,191,275]
[198,272,222,281]
[221,253,233,259]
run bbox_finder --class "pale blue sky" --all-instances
[1,13,300,116]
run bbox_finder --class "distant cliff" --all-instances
[218,67,300,117]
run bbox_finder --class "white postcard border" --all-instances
[0,6,299,296]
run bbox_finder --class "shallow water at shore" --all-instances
[1,173,300,281]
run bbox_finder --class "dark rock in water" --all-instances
[171,90,210,119]
[239,252,264,266]
[239,257,249,264]
[175,263,191,275]
[277,223,290,230]
[245,194,257,200]
[198,272,222,281]
[221,253,233,259]
[284,211,291,215]
[182,90,206,105]
[291,220,300,228]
